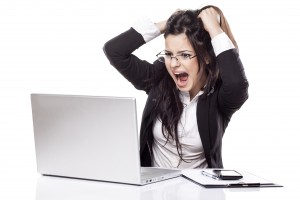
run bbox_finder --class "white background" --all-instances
[1,0,300,199]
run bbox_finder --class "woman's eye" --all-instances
[180,53,191,59]
[165,53,172,57]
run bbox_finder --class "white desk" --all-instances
[1,170,299,200]
[35,174,293,200]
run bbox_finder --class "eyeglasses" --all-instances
[156,50,197,63]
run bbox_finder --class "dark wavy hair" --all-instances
[152,7,237,166]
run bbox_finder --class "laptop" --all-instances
[31,93,181,185]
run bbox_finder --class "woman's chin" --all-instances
[176,84,191,93]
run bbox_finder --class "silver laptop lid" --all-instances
[31,94,141,184]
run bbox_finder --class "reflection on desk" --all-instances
[36,175,224,200]
[36,174,286,200]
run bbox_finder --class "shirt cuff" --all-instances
[211,32,235,56]
[132,17,161,43]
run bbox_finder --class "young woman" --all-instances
[103,6,249,169]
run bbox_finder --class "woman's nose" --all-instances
[170,57,180,68]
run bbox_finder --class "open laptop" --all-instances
[31,94,181,185]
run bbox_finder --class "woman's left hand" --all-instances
[198,7,223,38]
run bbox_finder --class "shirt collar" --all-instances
[180,90,204,104]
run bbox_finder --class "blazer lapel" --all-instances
[196,97,212,167]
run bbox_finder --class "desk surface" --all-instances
[2,170,299,200]
[36,175,284,200]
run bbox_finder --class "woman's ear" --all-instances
[204,54,211,64]
[205,58,210,65]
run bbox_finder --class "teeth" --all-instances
[174,72,188,79]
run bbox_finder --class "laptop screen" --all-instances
[31,94,142,184]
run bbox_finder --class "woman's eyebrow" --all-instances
[177,50,193,54]
[164,50,193,54]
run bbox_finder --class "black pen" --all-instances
[229,183,260,187]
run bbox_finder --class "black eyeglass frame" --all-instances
[156,51,197,63]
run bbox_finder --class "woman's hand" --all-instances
[155,9,182,34]
[155,21,167,34]
[198,7,223,38]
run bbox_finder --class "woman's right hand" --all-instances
[155,9,182,34]
[155,21,167,34]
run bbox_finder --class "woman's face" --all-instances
[164,33,206,99]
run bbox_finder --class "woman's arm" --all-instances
[199,7,249,115]
[103,19,165,92]
[217,49,249,115]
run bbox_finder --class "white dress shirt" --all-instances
[152,90,208,169]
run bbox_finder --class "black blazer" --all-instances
[103,28,249,168]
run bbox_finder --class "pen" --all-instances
[201,171,219,180]
[229,183,261,187]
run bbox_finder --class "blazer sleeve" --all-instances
[103,28,164,92]
[217,49,249,116]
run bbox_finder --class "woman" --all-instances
[103,6,249,169]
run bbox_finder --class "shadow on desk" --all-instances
[35,175,226,200]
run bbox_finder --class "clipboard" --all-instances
[181,169,283,188]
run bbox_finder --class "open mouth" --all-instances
[175,72,189,81]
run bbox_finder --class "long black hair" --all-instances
[151,8,236,166]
